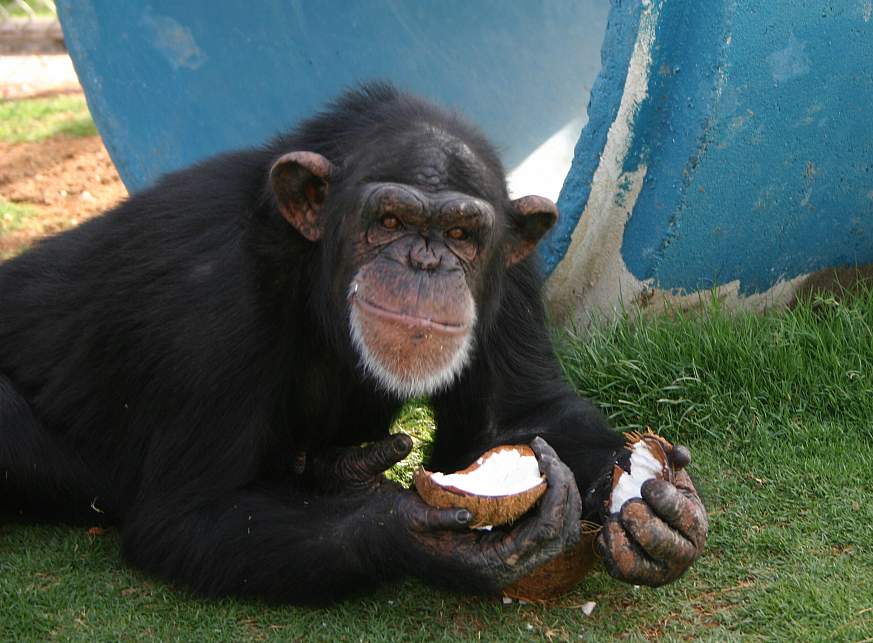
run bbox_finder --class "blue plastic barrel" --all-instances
[57,1,607,196]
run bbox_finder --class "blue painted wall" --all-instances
[57,1,608,193]
[550,0,873,297]
[541,0,643,275]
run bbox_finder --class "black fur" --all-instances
[0,83,624,603]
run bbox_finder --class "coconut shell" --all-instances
[636,432,673,482]
[627,430,674,482]
[502,525,599,602]
[610,430,675,510]
[413,445,547,528]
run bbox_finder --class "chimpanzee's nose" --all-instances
[409,238,441,271]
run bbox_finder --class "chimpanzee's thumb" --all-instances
[357,432,413,476]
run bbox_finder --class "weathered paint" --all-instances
[56,0,609,196]
[547,0,873,322]
[540,0,645,275]
[546,0,662,322]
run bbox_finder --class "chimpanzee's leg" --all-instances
[0,374,106,523]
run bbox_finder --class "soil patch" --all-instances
[0,134,126,256]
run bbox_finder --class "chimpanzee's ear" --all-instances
[504,195,559,266]
[269,151,335,242]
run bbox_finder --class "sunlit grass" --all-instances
[0,0,55,17]
[0,199,40,234]
[0,94,97,143]
[387,401,435,487]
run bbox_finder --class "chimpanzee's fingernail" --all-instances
[672,445,692,470]
[456,509,472,524]
[395,433,411,449]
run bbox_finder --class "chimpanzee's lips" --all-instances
[352,294,470,336]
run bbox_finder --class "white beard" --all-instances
[348,299,476,399]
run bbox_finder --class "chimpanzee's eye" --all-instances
[446,227,468,241]
[381,215,401,231]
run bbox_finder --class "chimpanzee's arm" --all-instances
[430,262,625,508]
[122,486,400,602]
[430,263,707,587]
[121,434,585,603]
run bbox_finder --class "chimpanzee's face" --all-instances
[347,180,496,397]
[270,126,557,399]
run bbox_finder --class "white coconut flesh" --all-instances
[430,449,543,496]
[609,440,665,513]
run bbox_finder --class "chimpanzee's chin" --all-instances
[348,301,474,399]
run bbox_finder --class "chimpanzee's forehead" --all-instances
[358,124,504,201]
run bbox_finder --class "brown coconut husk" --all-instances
[413,445,547,528]
[502,522,601,602]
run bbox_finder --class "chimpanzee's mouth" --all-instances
[352,294,469,336]
[347,285,476,398]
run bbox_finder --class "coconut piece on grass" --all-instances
[609,430,675,514]
[413,445,546,528]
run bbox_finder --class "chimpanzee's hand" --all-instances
[389,437,583,592]
[305,433,413,495]
[597,451,708,587]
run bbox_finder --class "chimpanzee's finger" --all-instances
[500,439,581,562]
[495,493,578,572]
[671,445,692,470]
[406,503,473,532]
[529,436,558,468]
[672,469,701,497]
[596,518,669,585]
[336,433,413,481]
[524,441,572,544]
[517,475,572,553]
[360,433,414,474]
[561,470,584,541]
[641,477,708,547]
[619,499,698,565]
[532,437,583,540]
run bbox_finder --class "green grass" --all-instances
[0,0,55,18]
[0,200,41,260]
[387,402,435,487]
[0,94,97,144]
[0,199,40,234]
[2,289,873,640]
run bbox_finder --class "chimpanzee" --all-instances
[0,83,706,603]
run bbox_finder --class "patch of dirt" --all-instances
[1,55,126,258]
[0,132,127,256]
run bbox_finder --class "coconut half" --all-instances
[502,522,600,602]
[609,431,674,514]
[414,445,547,528]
